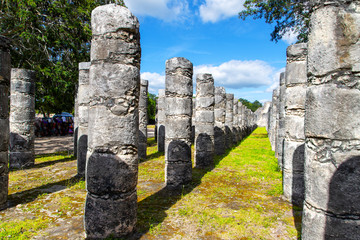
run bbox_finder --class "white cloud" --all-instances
[124,0,189,21]
[265,67,285,92]
[199,0,246,23]
[194,60,275,89]
[282,29,298,45]
[142,60,284,97]
[141,72,165,93]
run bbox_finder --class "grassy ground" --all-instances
[0,127,299,239]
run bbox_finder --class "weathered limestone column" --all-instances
[165,57,193,188]
[233,98,239,144]
[269,88,279,151]
[191,98,196,144]
[9,69,36,169]
[276,73,286,169]
[282,43,307,206]
[77,62,90,177]
[0,37,10,210]
[157,89,165,152]
[138,79,148,160]
[225,93,234,149]
[194,73,214,168]
[214,87,226,155]
[74,94,78,158]
[302,1,360,239]
[84,5,141,238]
[237,101,244,140]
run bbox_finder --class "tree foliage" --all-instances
[147,93,156,124]
[0,0,124,116]
[239,98,262,112]
[239,0,311,43]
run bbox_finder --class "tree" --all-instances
[239,0,310,43]
[147,93,156,124]
[239,98,263,112]
[0,0,125,116]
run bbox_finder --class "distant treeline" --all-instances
[239,98,262,112]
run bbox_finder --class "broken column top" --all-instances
[79,62,91,70]
[141,79,148,86]
[226,93,234,101]
[215,86,226,95]
[287,43,308,62]
[166,57,193,74]
[280,72,285,86]
[196,73,213,82]
[11,68,36,83]
[91,4,139,35]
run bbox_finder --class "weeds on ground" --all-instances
[1,128,298,239]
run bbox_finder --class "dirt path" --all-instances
[35,128,155,155]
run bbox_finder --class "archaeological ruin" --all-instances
[84,4,141,238]
[9,68,36,169]
[0,1,359,239]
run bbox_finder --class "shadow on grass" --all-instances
[140,151,164,164]
[7,175,83,208]
[133,135,249,239]
[147,137,157,147]
[10,155,76,173]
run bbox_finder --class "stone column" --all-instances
[233,98,239,144]
[165,57,193,188]
[302,1,360,239]
[237,101,244,140]
[84,4,141,238]
[9,69,36,169]
[157,89,165,152]
[276,72,286,169]
[225,93,234,149]
[282,43,307,206]
[73,94,78,158]
[138,79,148,160]
[269,88,279,151]
[194,73,214,168]
[191,98,196,144]
[214,87,226,155]
[0,37,10,210]
[77,62,90,177]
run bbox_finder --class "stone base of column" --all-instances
[302,202,360,240]
[9,151,34,169]
[85,191,137,239]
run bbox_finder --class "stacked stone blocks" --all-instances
[84,4,141,238]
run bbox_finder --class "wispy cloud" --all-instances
[141,72,165,93]
[265,67,285,92]
[199,0,246,23]
[124,0,190,22]
[281,29,298,45]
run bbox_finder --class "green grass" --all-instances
[1,127,299,239]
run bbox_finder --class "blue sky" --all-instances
[123,0,297,103]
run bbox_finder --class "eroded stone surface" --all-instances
[76,62,90,177]
[214,87,226,155]
[302,1,360,238]
[9,68,36,169]
[225,93,234,149]
[157,89,165,152]
[283,43,307,205]
[0,37,10,210]
[165,57,193,187]
[139,79,148,160]
[194,73,214,168]
[85,4,140,238]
